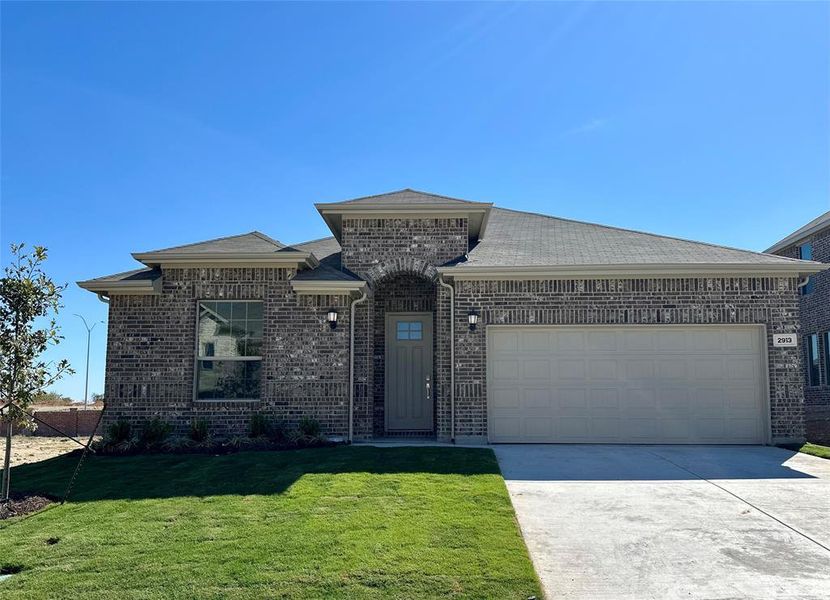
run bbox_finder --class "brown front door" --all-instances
[385,313,433,431]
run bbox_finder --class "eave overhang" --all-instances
[289,279,368,296]
[437,261,827,281]
[131,251,319,269]
[765,221,830,254]
[77,277,162,296]
[314,201,494,243]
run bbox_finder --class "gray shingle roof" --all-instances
[139,231,288,255]
[291,263,361,282]
[455,208,808,268]
[80,267,161,284]
[292,236,341,261]
[765,210,830,254]
[325,188,485,207]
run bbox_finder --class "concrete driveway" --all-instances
[495,445,830,600]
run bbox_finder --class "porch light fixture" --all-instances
[468,310,479,331]
[327,308,338,330]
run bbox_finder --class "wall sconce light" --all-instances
[327,308,338,330]
[468,310,479,331]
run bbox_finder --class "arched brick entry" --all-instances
[370,270,437,436]
[363,257,439,289]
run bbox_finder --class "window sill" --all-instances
[194,398,261,404]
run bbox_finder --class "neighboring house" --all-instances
[766,211,830,444]
[79,189,822,445]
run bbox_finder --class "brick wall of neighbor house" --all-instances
[450,277,805,444]
[340,217,468,280]
[775,229,830,443]
[103,267,353,438]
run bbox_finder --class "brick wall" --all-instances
[451,277,805,444]
[104,267,353,438]
[774,227,830,443]
[340,217,468,280]
[2,409,103,437]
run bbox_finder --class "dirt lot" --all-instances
[7,436,91,467]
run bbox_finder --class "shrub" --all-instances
[298,417,321,438]
[268,421,287,444]
[249,413,271,438]
[161,436,192,452]
[140,418,173,447]
[106,419,131,444]
[188,419,210,444]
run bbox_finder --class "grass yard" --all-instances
[0,446,542,599]
[795,442,830,460]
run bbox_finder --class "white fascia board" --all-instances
[131,251,318,269]
[290,280,368,295]
[77,278,162,296]
[438,262,827,280]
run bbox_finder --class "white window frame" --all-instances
[193,299,263,403]
[806,333,821,387]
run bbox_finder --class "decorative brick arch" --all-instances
[364,257,439,289]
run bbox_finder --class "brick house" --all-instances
[79,190,823,445]
[766,211,830,443]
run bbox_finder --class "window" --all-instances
[826,332,830,387]
[799,243,815,295]
[196,301,263,400]
[396,321,423,340]
[806,333,820,387]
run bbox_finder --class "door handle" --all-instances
[426,377,431,399]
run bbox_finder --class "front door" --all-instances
[385,313,434,431]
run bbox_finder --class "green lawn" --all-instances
[0,446,542,599]
[794,442,830,460]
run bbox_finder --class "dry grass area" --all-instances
[8,436,91,467]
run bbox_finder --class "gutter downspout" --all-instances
[438,275,455,443]
[349,290,368,443]
[797,276,811,291]
[96,293,110,304]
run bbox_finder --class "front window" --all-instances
[806,333,820,387]
[196,301,263,400]
[825,332,830,387]
[799,243,814,295]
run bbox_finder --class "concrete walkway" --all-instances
[495,445,830,600]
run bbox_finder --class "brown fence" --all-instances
[1,408,103,437]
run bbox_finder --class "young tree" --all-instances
[0,244,73,501]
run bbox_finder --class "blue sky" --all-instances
[2,2,828,401]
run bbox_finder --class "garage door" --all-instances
[488,326,767,444]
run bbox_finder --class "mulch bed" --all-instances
[0,492,55,520]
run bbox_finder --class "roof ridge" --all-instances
[291,235,337,246]
[490,206,807,264]
[329,188,487,205]
[139,230,290,254]
[249,231,286,248]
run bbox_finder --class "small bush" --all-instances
[106,419,131,444]
[249,413,271,438]
[298,417,321,438]
[188,419,210,443]
[140,418,173,447]
[268,421,287,444]
[161,436,193,452]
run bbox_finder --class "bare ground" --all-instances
[6,436,91,467]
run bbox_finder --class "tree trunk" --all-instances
[1,417,11,501]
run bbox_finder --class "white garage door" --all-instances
[488,326,768,444]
